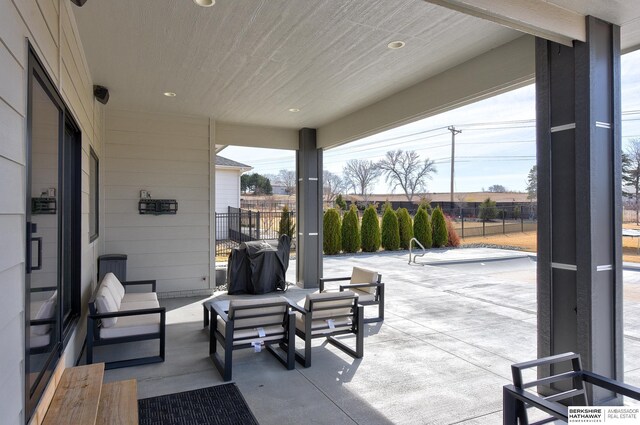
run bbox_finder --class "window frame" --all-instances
[89,146,99,242]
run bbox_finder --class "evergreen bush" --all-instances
[479,197,498,221]
[341,205,360,253]
[445,216,461,247]
[278,205,295,238]
[323,208,342,255]
[396,208,413,250]
[413,207,432,249]
[381,205,400,251]
[361,205,381,252]
[335,194,347,210]
[431,207,448,248]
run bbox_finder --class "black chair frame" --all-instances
[503,352,640,425]
[320,274,384,323]
[290,295,364,368]
[209,300,295,381]
[87,279,165,370]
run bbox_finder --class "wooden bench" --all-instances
[97,379,138,425]
[39,363,138,425]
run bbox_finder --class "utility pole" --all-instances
[448,125,462,205]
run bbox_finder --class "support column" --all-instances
[296,128,322,288]
[536,16,622,404]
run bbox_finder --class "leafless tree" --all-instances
[377,150,436,202]
[323,170,346,202]
[343,159,382,202]
[276,169,296,196]
[623,139,640,224]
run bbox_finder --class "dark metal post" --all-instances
[461,214,465,239]
[296,128,322,288]
[482,220,485,237]
[502,210,506,234]
[536,16,622,404]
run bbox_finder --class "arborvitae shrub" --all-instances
[323,208,342,255]
[381,205,400,251]
[341,205,360,253]
[431,207,449,248]
[361,205,381,252]
[413,207,432,249]
[335,194,347,210]
[278,205,295,238]
[396,208,413,250]
[445,215,461,247]
[479,197,498,221]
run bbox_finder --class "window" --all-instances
[89,147,99,242]
[26,46,81,421]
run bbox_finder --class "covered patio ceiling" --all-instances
[73,0,640,148]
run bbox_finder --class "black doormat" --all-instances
[138,383,259,425]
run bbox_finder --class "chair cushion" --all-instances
[95,286,119,328]
[304,290,356,314]
[216,317,286,346]
[101,272,126,300]
[227,297,289,329]
[350,267,379,294]
[353,288,376,303]
[100,311,161,339]
[122,292,158,303]
[31,291,57,336]
[295,313,352,335]
[298,291,356,335]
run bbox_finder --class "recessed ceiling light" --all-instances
[387,41,406,50]
[288,108,300,113]
[193,0,215,7]
[164,92,177,97]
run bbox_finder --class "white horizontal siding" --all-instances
[104,109,211,293]
[0,0,105,421]
[215,169,240,213]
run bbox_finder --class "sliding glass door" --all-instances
[25,47,81,420]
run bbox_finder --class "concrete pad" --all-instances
[97,248,640,425]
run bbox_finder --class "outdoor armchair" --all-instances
[291,291,363,368]
[319,266,384,323]
[209,297,295,381]
[503,352,640,424]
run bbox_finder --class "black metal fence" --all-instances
[431,205,537,239]
[215,207,296,257]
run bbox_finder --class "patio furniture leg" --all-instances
[502,386,518,425]
[203,304,209,328]
[86,317,94,365]
[286,312,295,370]
[356,305,364,358]
[223,322,233,381]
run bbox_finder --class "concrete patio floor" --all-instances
[96,248,640,424]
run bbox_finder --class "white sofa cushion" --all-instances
[95,286,119,328]
[122,292,158,303]
[227,297,288,329]
[30,331,51,349]
[350,267,379,294]
[102,272,126,299]
[353,289,376,303]
[31,291,57,336]
[100,311,161,339]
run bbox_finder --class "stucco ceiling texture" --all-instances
[73,0,519,128]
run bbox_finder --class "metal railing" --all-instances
[408,238,426,265]
[215,208,295,257]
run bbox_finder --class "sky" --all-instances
[220,49,640,194]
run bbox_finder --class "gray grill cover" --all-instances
[227,235,291,295]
